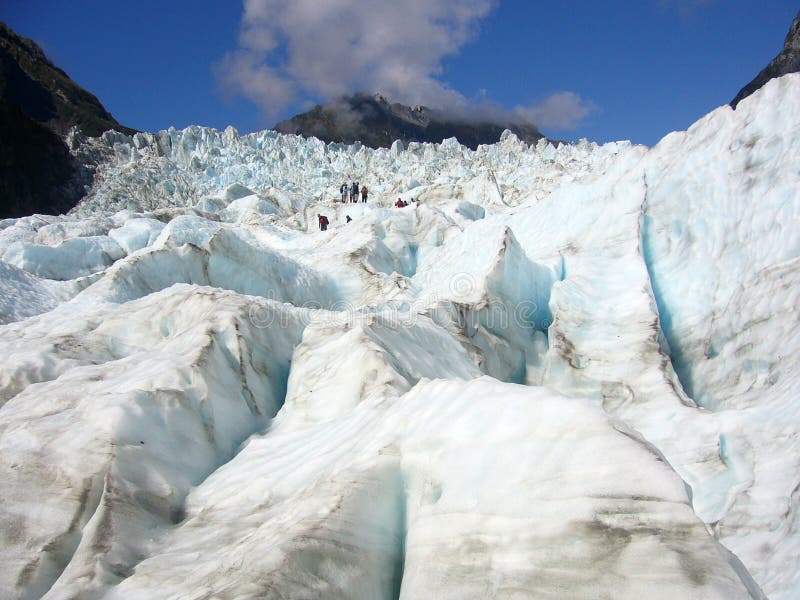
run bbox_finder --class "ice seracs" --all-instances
[0,74,798,598]
[71,123,627,216]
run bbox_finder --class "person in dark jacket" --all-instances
[360,185,368,203]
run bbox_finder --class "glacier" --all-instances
[0,73,798,599]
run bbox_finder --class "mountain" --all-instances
[0,22,134,219]
[0,99,87,218]
[0,22,134,138]
[731,10,800,108]
[273,93,544,149]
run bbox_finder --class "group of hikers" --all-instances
[317,183,415,230]
[341,182,368,203]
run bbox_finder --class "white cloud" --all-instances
[513,92,598,131]
[216,0,597,132]
[217,0,493,116]
[214,52,295,112]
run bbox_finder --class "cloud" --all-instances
[216,0,597,131]
[214,52,295,112]
[512,92,598,131]
[217,0,493,116]
[420,91,597,132]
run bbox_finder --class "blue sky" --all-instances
[1,1,797,145]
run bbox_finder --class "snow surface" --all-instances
[0,74,799,599]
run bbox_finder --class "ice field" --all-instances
[0,74,798,599]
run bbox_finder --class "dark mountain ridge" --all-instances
[0,21,134,218]
[0,22,134,138]
[274,93,544,150]
[732,10,800,108]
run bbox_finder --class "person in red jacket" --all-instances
[318,214,329,231]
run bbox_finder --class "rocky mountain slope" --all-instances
[0,22,133,138]
[0,22,133,219]
[731,10,800,107]
[273,92,544,149]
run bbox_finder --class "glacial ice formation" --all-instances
[0,74,798,599]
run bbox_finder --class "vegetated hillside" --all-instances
[274,92,544,150]
[0,22,134,218]
[732,10,800,108]
[0,22,134,137]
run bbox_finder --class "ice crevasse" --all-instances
[0,74,798,599]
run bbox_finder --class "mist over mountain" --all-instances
[732,10,800,108]
[273,93,545,150]
[0,22,133,218]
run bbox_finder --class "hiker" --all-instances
[340,183,348,203]
[346,215,352,223]
[351,182,360,203]
[318,214,329,231]
[395,198,406,208]
[360,185,368,203]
